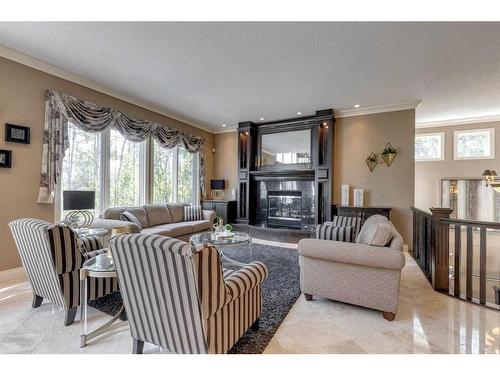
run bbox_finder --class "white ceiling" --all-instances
[0,22,500,132]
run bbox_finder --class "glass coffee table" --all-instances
[190,231,252,267]
[79,252,128,347]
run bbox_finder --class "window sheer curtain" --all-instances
[37,90,206,204]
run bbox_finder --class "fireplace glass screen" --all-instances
[267,191,302,229]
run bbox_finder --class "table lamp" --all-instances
[63,190,95,228]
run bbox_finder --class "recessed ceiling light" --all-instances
[260,117,265,121]
[354,104,361,108]
[297,112,302,115]
[221,124,227,127]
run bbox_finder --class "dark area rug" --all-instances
[89,242,300,354]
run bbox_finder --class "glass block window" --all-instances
[415,132,445,161]
[454,128,495,160]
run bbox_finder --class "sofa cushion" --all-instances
[144,204,172,226]
[103,206,149,228]
[189,220,212,233]
[326,216,362,238]
[356,215,393,246]
[141,222,194,237]
[184,205,203,221]
[167,204,186,223]
[316,225,355,242]
[120,211,143,230]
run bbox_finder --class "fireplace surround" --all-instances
[236,109,334,231]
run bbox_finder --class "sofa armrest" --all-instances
[90,218,140,233]
[202,209,216,224]
[224,261,268,303]
[298,238,405,271]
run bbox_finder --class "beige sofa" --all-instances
[91,204,216,242]
[298,215,406,320]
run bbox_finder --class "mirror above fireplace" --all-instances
[260,129,312,168]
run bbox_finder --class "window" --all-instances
[60,123,102,218]
[59,126,199,220]
[152,143,175,204]
[415,132,444,161]
[152,141,198,204]
[454,128,494,160]
[109,129,146,207]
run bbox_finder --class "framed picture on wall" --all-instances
[5,123,30,144]
[0,149,12,168]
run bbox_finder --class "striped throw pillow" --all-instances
[184,205,203,221]
[120,211,143,230]
[326,215,362,238]
[316,225,355,242]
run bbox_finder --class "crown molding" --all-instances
[336,100,421,118]
[416,114,500,129]
[0,44,215,134]
[213,127,238,134]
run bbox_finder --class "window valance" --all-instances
[38,90,206,203]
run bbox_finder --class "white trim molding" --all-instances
[336,100,422,118]
[0,44,213,134]
[416,114,500,129]
[0,267,27,284]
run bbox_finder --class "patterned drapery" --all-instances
[37,90,206,203]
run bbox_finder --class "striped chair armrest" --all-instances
[224,261,268,303]
[77,235,104,254]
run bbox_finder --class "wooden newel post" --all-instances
[429,207,453,292]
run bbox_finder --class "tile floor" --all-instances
[0,240,498,354]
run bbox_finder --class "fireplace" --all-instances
[267,190,302,229]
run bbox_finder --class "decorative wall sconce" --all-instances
[381,143,398,167]
[365,152,378,172]
[482,169,500,193]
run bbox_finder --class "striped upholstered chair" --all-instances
[9,218,118,326]
[110,233,268,354]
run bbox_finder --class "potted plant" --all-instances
[365,152,378,172]
[381,143,398,167]
[223,223,233,237]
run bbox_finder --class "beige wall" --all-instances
[213,109,416,244]
[415,121,500,211]
[334,110,415,244]
[0,57,214,272]
[213,131,238,200]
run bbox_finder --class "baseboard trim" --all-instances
[0,266,27,283]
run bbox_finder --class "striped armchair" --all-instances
[9,218,118,326]
[110,233,268,354]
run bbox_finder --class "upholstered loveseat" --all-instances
[91,204,216,242]
[298,214,406,320]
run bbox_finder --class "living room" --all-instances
[0,2,499,374]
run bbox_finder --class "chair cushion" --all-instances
[167,204,186,223]
[356,216,393,246]
[120,211,143,230]
[144,204,172,226]
[326,216,362,238]
[316,225,355,242]
[184,205,203,221]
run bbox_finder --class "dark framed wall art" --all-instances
[5,123,30,144]
[0,149,12,168]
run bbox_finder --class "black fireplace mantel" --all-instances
[236,109,334,227]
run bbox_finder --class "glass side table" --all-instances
[79,252,127,347]
[190,231,252,267]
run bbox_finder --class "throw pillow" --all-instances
[356,219,393,247]
[120,211,143,230]
[184,205,203,221]
[328,216,362,238]
[316,225,355,242]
